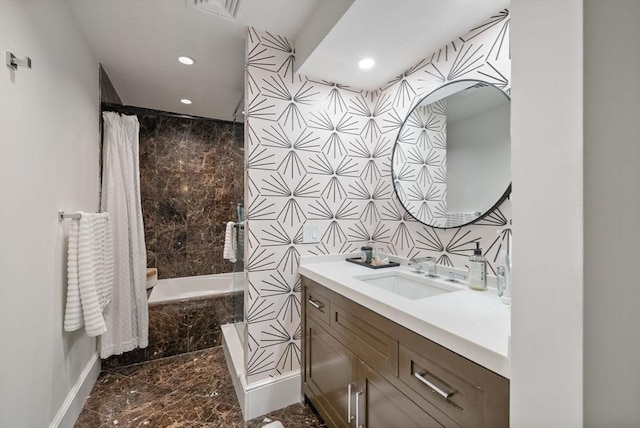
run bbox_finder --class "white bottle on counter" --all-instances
[499,249,512,305]
[468,242,487,291]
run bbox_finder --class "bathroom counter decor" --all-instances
[345,257,400,269]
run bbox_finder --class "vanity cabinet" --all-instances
[302,276,509,428]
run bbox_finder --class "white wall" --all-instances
[583,0,640,426]
[511,0,584,427]
[447,103,510,213]
[0,1,101,426]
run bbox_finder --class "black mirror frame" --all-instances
[390,79,512,229]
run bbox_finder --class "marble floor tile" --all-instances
[75,347,326,428]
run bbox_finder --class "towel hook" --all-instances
[6,52,31,70]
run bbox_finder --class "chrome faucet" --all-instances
[408,256,437,275]
[446,272,466,283]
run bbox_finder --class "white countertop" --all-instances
[299,254,511,379]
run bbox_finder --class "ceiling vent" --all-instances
[187,0,242,22]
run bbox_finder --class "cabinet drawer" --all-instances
[304,283,331,326]
[399,341,509,428]
[332,302,399,377]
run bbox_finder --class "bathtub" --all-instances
[148,272,237,306]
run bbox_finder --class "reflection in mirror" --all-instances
[392,80,511,228]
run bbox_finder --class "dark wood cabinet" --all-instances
[305,316,357,427]
[302,276,509,428]
[357,360,443,428]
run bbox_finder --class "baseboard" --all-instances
[49,352,101,428]
[221,324,246,415]
[243,369,302,421]
[221,324,302,421]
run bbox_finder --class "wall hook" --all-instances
[6,51,32,70]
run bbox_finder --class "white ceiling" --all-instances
[68,0,509,121]
[68,0,320,120]
[299,0,509,89]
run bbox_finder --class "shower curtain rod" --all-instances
[101,102,232,123]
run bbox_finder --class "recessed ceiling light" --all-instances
[180,99,192,105]
[358,58,375,70]
[178,56,195,65]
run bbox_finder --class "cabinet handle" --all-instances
[414,372,455,399]
[347,383,354,422]
[355,389,363,428]
[308,298,324,310]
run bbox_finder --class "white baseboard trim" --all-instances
[221,324,302,421]
[49,351,101,428]
[222,324,246,415]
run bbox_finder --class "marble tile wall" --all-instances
[102,293,238,369]
[138,113,244,279]
[99,65,122,105]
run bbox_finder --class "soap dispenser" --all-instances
[468,242,487,291]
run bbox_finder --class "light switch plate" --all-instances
[302,223,320,243]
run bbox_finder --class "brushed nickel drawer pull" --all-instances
[414,372,455,399]
[355,389,363,428]
[308,298,324,310]
[347,383,354,422]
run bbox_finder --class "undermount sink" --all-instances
[354,270,463,300]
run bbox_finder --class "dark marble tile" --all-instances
[215,199,238,225]
[187,299,219,334]
[156,251,188,279]
[189,332,223,352]
[148,302,190,343]
[155,174,189,210]
[74,407,108,428]
[156,199,188,225]
[76,348,325,428]
[156,224,188,254]
[213,252,231,272]
[146,338,190,361]
[187,225,219,253]
[233,293,244,324]
[187,197,218,227]
[101,348,147,370]
[82,371,170,417]
[138,137,156,168]
[137,113,244,278]
[186,250,217,277]
[211,294,235,326]
[112,348,229,394]
[272,401,328,428]
[99,66,122,105]
[143,222,156,251]
[146,250,157,272]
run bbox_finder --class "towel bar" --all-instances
[58,211,82,221]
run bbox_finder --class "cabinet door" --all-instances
[305,317,357,428]
[356,362,443,428]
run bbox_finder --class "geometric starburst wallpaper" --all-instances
[244,10,511,384]
[393,102,449,227]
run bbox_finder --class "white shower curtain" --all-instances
[99,112,148,358]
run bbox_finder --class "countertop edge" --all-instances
[299,258,511,379]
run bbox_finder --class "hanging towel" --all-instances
[223,221,237,263]
[63,212,114,337]
[445,211,481,227]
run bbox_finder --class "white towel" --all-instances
[223,221,237,263]
[63,212,114,337]
[445,211,481,227]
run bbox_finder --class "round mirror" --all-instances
[391,80,511,228]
